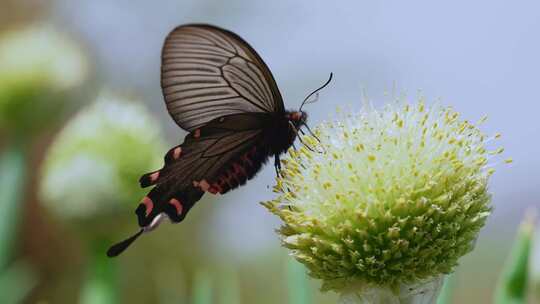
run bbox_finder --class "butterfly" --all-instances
[107,24,331,257]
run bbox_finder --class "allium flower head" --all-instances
[264,99,507,295]
[40,91,166,221]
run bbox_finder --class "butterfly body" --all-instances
[107,23,320,257]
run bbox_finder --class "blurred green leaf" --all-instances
[436,274,455,304]
[534,225,540,302]
[219,268,240,304]
[494,212,535,304]
[193,270,212,304]
[286,258,311,304]
[0,142,27,269]
[0,260,36,304]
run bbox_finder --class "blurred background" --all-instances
[0,0,538,303]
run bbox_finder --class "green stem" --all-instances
[0,260,37,304]
[287,258,311,304]
[192,270,212,304]
[0,141,27,270]
[80,239,118,304]
[219,268,240,304]
[494,213,535,304]
[436,274,455,304]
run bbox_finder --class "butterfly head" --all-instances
[288,111,308,127]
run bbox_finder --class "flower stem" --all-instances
[80,239,118,304]
[338,276,444,304]
[192,270,212,304]
[0,141,27,270]
[436,274,455,304]
[287,258,312,304]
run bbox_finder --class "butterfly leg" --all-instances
[274,154,282,178]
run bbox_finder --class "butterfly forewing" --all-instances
[161,24,285,131]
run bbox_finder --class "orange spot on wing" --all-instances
[194,129,201,139]
[150,171,160,182]
[169,198,183,214]
[193,179,210,192]
[173,147,182,159]
[199,180,210,191]
[142,196,154,216]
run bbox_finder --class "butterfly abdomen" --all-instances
[195,144,270,194]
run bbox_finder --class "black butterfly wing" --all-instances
[136,113,271,227]
[161,24,285,132]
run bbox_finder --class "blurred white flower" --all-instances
[0,25,87,89]
[40,91,166,220]
[0,25,88,136]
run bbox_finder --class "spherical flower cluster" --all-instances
[263,100,507,296]
[0,25,88,137]
[40,91,166,220]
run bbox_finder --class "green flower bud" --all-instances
[39,91,166,221]
[0,25,88,137]
[263,100,507,299]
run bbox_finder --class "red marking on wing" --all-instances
[208,184,222,194]
[142,196,154,216]
[241,154,253,166]
[169,198,183,215]
[194,129,201,139]
[232,163,247,177]
[205,146,260,195]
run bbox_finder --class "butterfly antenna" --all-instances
[107,229,144,257]
[299,72,333,111]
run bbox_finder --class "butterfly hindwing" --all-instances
[136,113,271,226]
